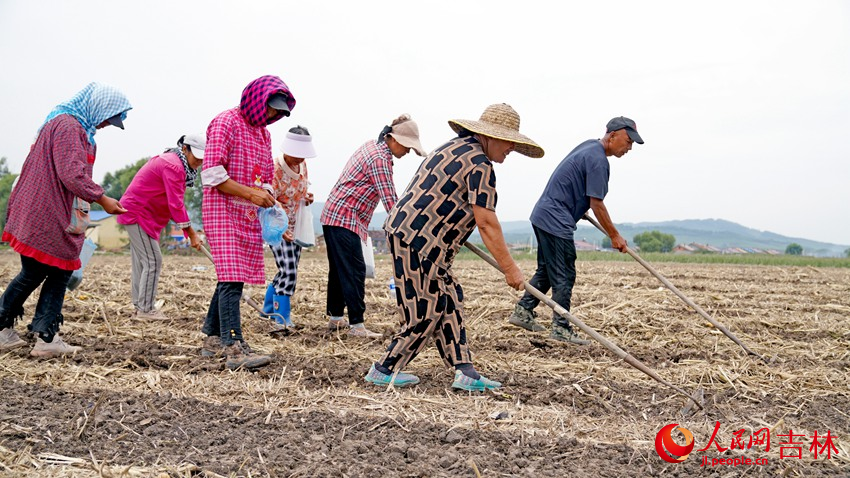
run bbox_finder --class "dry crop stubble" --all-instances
[0,250,848,476]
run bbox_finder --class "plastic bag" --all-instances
[67,238,97,290]
[64,197,91,235]
[259,205,289,245]
[362,237,375,279]
[293,200,315,247]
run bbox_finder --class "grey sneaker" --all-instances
[30,335,82,358]
[0,328,27,351]
[508,304,546,332]
[550,324,590,345]
[224,341,271,370]
[327,318,349,331]
[135,309,170,320]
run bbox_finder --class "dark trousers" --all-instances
[0,254,72,342]
[322,225,365,325]
[517,225,577,329]
[202,281,244,346]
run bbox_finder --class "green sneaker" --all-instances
[550,324,590,345]
[508,304,546,332]
[364,364,420,387]
[451,370,502,391]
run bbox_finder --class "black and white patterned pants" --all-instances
[269,240,302,296]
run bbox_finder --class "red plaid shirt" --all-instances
[321,140,396,241]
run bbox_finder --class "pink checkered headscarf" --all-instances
[240,75,296,127]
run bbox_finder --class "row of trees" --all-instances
[603,230,677,252]
[0,158,17,231]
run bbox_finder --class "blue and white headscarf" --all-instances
[40,82,132,146]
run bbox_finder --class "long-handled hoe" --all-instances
[464,242,704,412]
[582,214,767,364]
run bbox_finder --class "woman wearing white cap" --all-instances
[117,135,205,320]
[320,114,426,337]
[261,125,316,327]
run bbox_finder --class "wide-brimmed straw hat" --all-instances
[448,103,544,158]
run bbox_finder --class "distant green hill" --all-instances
[499,218,848,257]
[308,202,848,257]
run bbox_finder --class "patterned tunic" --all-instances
[320,140,396,241]
[271,158,309,227]
[2,115,105,270]
[202,75,295,284]
[384,136,498,268]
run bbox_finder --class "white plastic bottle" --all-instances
[388,277,396,291]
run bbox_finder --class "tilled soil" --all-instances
[1,251,848,477]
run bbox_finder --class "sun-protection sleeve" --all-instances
[201,165,229,187]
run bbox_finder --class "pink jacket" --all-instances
[117,152,191,239]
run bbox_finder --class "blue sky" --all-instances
[1,0,848,245]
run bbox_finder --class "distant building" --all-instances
[673,244,696,254]
[574,239,598,251]
[87,211,128,250]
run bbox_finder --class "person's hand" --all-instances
[504,264,524,290]
[250,189,275,208]
[282,230,294,243]
[305,192,314,206]
[611,234,628,253]
[98,195,127,214]
[189,233,203,251]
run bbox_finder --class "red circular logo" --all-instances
[655,424,694,463]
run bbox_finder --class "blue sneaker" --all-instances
[451,370,502,391]
[364,364,420,387]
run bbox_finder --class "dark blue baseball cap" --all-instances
[606,116,643,144]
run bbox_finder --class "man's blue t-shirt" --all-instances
[530,139,609,239]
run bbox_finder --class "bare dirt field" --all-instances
[1,250,848,477]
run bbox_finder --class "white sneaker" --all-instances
[135,309,170,320]
[30,335,82,358]
[0,328,27,351]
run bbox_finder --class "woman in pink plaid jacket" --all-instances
[199,75,296,371]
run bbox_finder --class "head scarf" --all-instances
[40,82,132,146]
[165,142,198,188]
[239,75,296,128]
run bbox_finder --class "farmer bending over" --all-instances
[0,83,130,357]
[365,103,540,391]
[261,125,317,327]
[118,134,205,320]
[508,116,643,343]
[320,114,425,337]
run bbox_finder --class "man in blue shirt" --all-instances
[509,117,643,343]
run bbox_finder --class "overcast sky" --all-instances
[1,0,848,245]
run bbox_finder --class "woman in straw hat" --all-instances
[261,125,317,328]
[320,114,425,338]
[364,103,542,391]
